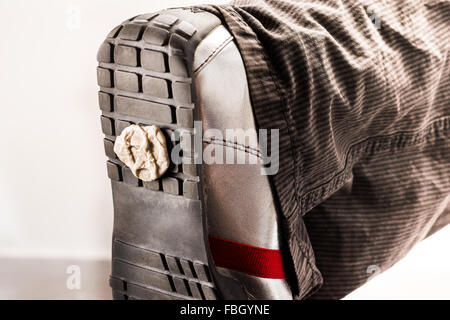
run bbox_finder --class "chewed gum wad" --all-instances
[114,124,170,182]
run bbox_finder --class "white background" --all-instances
[0,0,448,299]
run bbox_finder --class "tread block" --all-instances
[166,256,181,274]
[107,161,122,181]
[115,96,173,123]
[182,163,197,176]
[97,67,113,88]
[180,133,194,153]
[101,116,115,136]
[169,163,179,173]
[183,181,199,200]
[202,286,218,300]
[112,260,172,292]
[104,138,116,159]
[143,26,169,45]
[153,14,178,28]
[180,259,195,278]
[119,24,143,40]
[114,45,138,67]
[173,277,189,296]
[133,13,158,23]
[162,177,180,195]
[189,282,203,300]
[97,42,113,63]
[115,119,133,136]
[113,241,165,270]
[143,76,169,98]
[112,291,127,300]
[122,166,140,187]
[144,180,160,191]
[141,50,167,73]
[193,263,211,282]
[107,25,122,39]
[172,82,192,103]
[169,33,188,52]
[98,92,113,112]
[115,71,140,93]
[169,56,188,77]
[175,21,197,38]
[109,277,126,291]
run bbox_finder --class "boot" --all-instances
[96,8,293,300]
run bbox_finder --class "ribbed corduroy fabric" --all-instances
[195,0,450,299]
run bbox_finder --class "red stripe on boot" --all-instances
[208,235,287,279]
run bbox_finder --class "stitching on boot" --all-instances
[194,35,234,74]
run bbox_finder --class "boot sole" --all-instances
[96,8,224,300]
